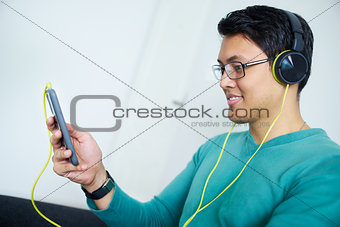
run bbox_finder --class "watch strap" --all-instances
[81,171,114,200]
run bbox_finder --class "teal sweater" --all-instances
[87,128,340,226]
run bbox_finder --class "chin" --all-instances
[228,116,250,124]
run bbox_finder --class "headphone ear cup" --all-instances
[272,50,308,85]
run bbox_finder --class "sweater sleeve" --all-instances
[265,154,340,227]
[86,145,206,227]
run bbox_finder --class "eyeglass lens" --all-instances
[213,62,243,80]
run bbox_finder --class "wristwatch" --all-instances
[81,171,115,200]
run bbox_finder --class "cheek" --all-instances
[238,69,281,106]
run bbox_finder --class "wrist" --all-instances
[81,170,115,200]
[82,167,107,193]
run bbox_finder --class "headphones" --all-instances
[272,11,309,85]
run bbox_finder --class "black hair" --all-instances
[218,5,314,95]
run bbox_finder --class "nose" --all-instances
[219,72,236,89]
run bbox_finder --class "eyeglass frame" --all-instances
[212,58,274,81]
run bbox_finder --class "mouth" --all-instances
[227,95,243,106]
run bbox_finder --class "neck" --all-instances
[249,93,309,145]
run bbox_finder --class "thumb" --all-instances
[66,123,84,138]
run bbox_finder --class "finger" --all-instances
[46,116,59,134]
[65,169,88,181]
[53,162,83,177]
[53,149,72,162]
[50,130,63,149]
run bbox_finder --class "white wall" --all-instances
[0,0,339,210]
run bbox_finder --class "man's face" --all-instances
[218,34,284,124]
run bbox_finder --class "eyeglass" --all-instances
[212,58,273,81]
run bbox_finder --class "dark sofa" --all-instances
[0,195,106,226]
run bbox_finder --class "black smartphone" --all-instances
[46,88,79,166]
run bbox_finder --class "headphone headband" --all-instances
[284,11,304,52]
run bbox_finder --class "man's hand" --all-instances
[46,116,107,193]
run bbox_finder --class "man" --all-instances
[47,5,340,226]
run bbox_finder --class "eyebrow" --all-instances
[217,55,247,65]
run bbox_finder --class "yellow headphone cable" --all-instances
[31,82,61,227]
[32,82,289,227]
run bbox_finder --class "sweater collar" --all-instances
[245,128,327,150]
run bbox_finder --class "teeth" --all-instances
[229,96,241,100]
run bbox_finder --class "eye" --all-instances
[233,64,242,71]
[226,63,243,78]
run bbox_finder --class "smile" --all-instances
[227,96,242,106]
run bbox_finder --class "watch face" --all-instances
[104,178,115,192]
